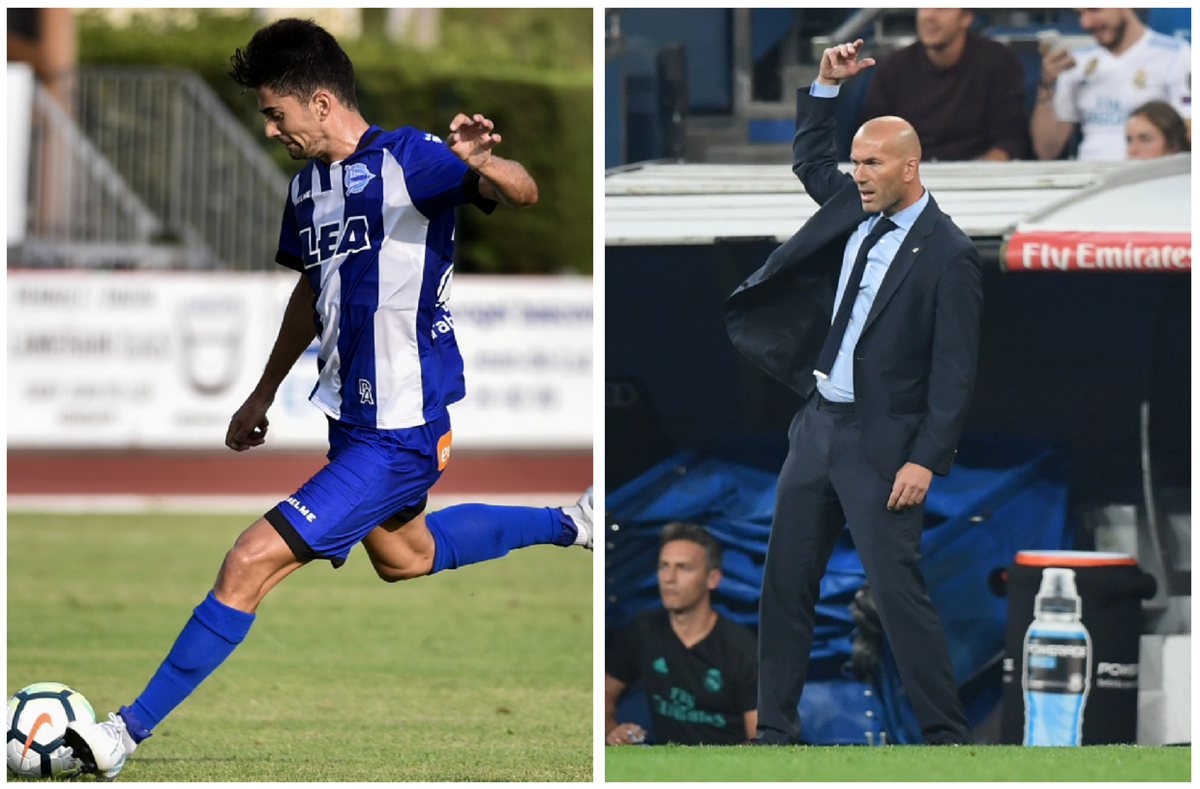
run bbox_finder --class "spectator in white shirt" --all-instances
[1031,8,1191,160]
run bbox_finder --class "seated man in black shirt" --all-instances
[859,8,1030,160]
[605,522,757,746]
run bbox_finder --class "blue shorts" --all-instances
[264,412,452,568]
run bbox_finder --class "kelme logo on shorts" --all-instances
[653,657,668,674]
[704,667,723,692]
[286,496,317,523]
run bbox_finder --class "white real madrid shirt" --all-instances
[1054,30,1191,161]
[275,126,496,430]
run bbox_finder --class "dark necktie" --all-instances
[814,216,897,378]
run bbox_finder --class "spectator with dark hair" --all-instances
[1032,8,1191,160]
[1126,100,1191,159]
[605,522,757,746]
[858,8,1030,161]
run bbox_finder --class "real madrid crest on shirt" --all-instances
[703,667,724,692]
[344,162,376,195]
[1133,69,1148,89]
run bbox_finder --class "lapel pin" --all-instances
[912,247,919,253]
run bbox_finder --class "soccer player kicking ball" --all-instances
[64,18,592,780]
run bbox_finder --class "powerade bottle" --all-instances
[1022,567,1091,746]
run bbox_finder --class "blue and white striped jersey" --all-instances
[276,125,495,429]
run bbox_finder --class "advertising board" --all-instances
[8,271,592,449]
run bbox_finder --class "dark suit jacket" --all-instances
[726,89,983,479]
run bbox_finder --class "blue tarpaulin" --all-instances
[606,435,1072,744]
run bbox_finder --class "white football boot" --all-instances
[562,486,594,550]
[64,712,137,781]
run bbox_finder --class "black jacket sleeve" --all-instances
[907,233,984,474]
[792,89,856,206]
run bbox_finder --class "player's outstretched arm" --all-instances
[226,273,318,451]
[446,112,538,208]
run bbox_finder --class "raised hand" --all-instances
[446,113,501,169]
[818,38,876,86]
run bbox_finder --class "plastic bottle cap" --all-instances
[1016,550,1136,567]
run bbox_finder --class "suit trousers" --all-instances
[757,395,970,745]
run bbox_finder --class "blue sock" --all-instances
[123,591,255,740]
[427,505,576,574]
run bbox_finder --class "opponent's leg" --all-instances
[363,488,594,582]
[65,519,306,779]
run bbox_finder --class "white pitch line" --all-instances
[7,492,579,514]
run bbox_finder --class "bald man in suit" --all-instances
[727,39,981,746]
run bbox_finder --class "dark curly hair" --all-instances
[229,18,358,110]
[659,521,724,573]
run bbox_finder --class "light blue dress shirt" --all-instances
[815,191,928,403]
[809,79,930,402]
[809,80,841,100]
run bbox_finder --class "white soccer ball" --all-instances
[7,682,97,779]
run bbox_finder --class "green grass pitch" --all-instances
[605,743,1190,782]
[8,512,592,781]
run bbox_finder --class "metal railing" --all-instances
[18,74,169,268]
[15,67,288,270]
[73,67,289,270]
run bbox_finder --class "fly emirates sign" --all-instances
[1005,231,1191,272]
